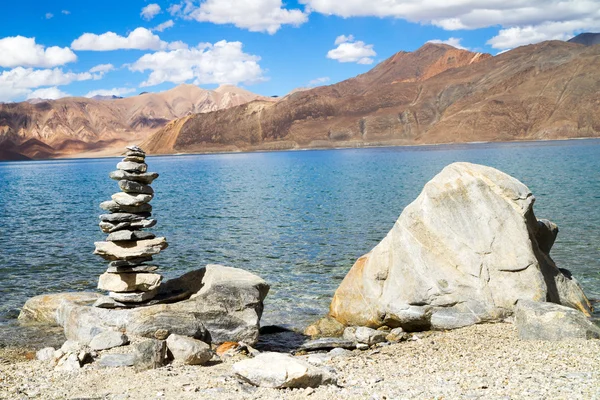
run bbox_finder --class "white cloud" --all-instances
[153,20,175,32]
[167,41,189,50]
[427,37,468,50]
[62,10,70,15]
[171,0,308,34]
[308,76,330,86]
[89,64,115,74]
[129,40,266,87]
[45,13,53,19]
[0,36,77,68]
[26,87,70,100]
[0,67,93,102]
[71,27,167,51]
[85,87,136,98]
[301,0,600,50]
[327,36,376,64]
[141,4,162,20]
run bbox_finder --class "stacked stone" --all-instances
[93,146,168,304]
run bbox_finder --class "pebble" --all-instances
[118,180,154,195]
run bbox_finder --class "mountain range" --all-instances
[1,36,599,161]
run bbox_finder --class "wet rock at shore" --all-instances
[328,162,593,331]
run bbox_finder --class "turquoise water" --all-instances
[1,140,599,335]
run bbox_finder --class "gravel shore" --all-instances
[1,322,599,399]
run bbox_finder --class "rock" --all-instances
[304,316,345,337]
[93,296,121,309]
[154,329,170,340]
[342,326,357,342]
[129,219,157,229]
[126,145,145,153]
[514,300,600,340]
[536,219,558,254]
[99,212,150,223]
[89,331,129,351]
[18,292,101,325]
[233,352,336,388]
[354,326,387,345]
[93,237,168,261]
[123,155,145,163]
[61,340,82,353]
[100,200,152,214]
[356,343,369,350]
[106,265,159,273]
[216,342,241,357]
[329,162,593,331]
[36,347,55,361]
[109,170,159,184]
[117,161,147,173]
[98,272,162,292]
[106,230,155,242]
[385,327,407,342]
[57,265,269,345]
[118,180,154,195]
[133,339,167,371]
[112,192,153,206]
[99,221,130,233]
[166,334,212,365]
[299,337,356,351]
[329,348,352,357]
[55,353,81,371]
[109,289,159,303]
[98,353,136,368]
[109,257,153,267]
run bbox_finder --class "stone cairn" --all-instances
[93,146,168,305]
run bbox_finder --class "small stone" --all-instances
[89,331,130,351]
[98,353,136,368]
[109,257,153,267]
[216,342,241,357]
[112,192,153,206]
[93,296,120,309]
[123,155,145,163]
[36,347,55,361]
[117,161,147,173]
[98,272,162,292]
[99,212,150,223]
[100,200,152,214]
[126,145,145,154]
[154,329,170,340]
[166,334,213,365]
[328,348,351,357]
[343,327,357,342]
[109,289,159,303]
[129,219,157,229]
[109,170,159,184]
[61,340,82,353]
[299,337,356,351]
[386,327,407,343]
[356,343,369,350]
[93,237,168,261]
[304,316,345,337]
[354,327,387,345]
[119,180,154,195]
[99,221,130,233]
[107,265,159,273]
[106,230,156,242]
[55,353,81,371]
[133,339,167,371]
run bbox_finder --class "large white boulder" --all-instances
[329,162,592,331]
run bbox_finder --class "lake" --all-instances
[1,139,599,340]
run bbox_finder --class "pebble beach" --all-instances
[1,323,599,399]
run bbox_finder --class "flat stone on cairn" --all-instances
[93,145,167,304]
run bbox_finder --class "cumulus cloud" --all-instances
[327,35,376,64]
[427,37,468,50]
[0,67,93,102]
[85,87,137,98]
[0,36,77,68]
[170,0,308,34]
[308,76,330,86]
[71,28,167,51]
[301,0,600,50]
[62,10,70,15]
[45,13,54,19]
[26,87,70,100]
[153,20,175,32]
[129,40,266,87]
[141,4,162,20]
[89,64,115,74]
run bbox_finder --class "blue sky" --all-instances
[0,0,598,102]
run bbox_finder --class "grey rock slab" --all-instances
[99,221,130,233]
[18,292,101,325]
[126,145,145,154]
[106,230,155,242]
[109,170,159,184]
[329,162,593,331]
[166,334,213,365]
[299,337,356,351]
[106,265,159,273]
[99,212,150,223]
[109,289,159,303]
[109,257,153,267]
[123,155,145,163]
[133,339,166,371]
[354,326,387,345]
[100,200,152,214]
[117,161,147,173]
[129,219,157,229]
[98,272,162,292]
[118,180,154,195]
[112,192,153,206]
[98,353,136,368]
[89,331,129,351]
[515,300,600,340]
[233,352,337,388]
[93,237,168,261]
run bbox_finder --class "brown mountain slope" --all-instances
[143,41,600,154]
[0,84,274,160]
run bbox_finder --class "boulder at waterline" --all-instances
[232,352,337,388]
[514,300,600,340]
[93,237,168,260]
[329,162,593,331]
[18,292,101,324]
[53,265,269,345]
[98,272,162,292]
[166,334,213,365]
